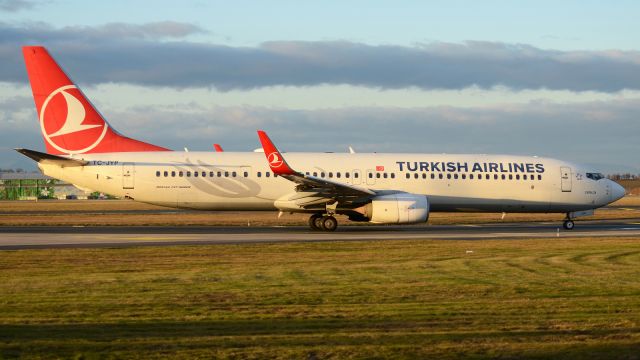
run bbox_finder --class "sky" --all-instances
[1,0,639,173]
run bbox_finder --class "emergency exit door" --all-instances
[560,166,572,192]
[122,163,135,189]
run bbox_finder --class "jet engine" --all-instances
[355,193,429,224]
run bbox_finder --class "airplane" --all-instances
[17,46,626,231]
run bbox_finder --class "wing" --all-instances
[257,130,375,208]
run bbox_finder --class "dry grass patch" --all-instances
[1,237,639,358]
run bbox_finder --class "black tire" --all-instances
[563,220,575,230]
[322,216,338,232]
[314,216,325,230]
[309,214,322,231]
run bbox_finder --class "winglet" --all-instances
[257,130,297,176]
[213,144,224,152]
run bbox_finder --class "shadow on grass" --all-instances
[1,320,640,358]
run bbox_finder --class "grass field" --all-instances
[1,238,640,359]
[1,196,639,226]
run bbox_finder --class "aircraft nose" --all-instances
[610,181,626,202]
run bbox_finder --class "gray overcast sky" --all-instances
[0,1,639,173]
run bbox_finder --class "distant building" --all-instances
[0,172,97,200]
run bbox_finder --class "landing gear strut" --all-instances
[563,213,575,230]
[308,214,338,232]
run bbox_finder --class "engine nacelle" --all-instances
[360,193,429,224]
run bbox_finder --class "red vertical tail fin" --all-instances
[22,46,170,155]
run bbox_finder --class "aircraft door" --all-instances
[560,166,572,192]
[366,169,376,185]
[122,163,135,189]
[352,170,361,185]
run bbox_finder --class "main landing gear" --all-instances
[563,213,575,230]
[309,213,338,232]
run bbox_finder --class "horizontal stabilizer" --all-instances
[15,148,88,167]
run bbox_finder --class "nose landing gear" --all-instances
[309,213,338,232]
[563,213,575,230]
[563,219,575,230]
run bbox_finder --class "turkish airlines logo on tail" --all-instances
[40,85,108,154]
[267,152,284,167]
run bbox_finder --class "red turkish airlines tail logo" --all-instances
[23,46,171,155]
[40,85,108,154]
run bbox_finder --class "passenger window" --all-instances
[202,172,206,177]
[439,173,443,179]
[266,172,271,177]
[217,171,222,177]
[454,174,459,179]
[329,172,333,178]
[346,173,350,178]
[523,174,527,180]
[538,175,542,180]
[421,173,426,179]
[257,172,261,177]
[321,172,325,178]
[156,171,160,177]
[485,174,489,180]
[210,171,214,177]
[179,171,183,177]
[171,171,176,177]
[494,174,498,180]
[354,173,359,178]
[508,174,512,180]
[515,174,520,180]
[187,171,191,177]
[391,173,395,179]
[336,172,341,178]
[383,173,388,179]
[194,171,198,177]
[305,172,310,176]
[431,173,435,179]
[232,171,237,177]
[414,173,418,179]
[244,171,248,177]
[462,174,466,180]
[406,173,410,179]
[447,174,451,179]
[376,173,381,179]
[368,173,373,178]
[313,172,318,177]
[501,174,506,180]
[469,174,473,179]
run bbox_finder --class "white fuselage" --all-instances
[38,151,622,214]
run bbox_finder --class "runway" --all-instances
[1,218,640,249]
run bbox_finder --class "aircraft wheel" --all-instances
[309,214,323,231]
[314,216,325,230]
[322,216,338,232]
[563,220,575,230]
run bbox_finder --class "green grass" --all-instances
[1,238,640,359]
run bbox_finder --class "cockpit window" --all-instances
[586,172,605,181]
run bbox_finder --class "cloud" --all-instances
[0,0,36,12]
[63,21,207,40]
[3,95,639,172]
[2,22,640,91]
